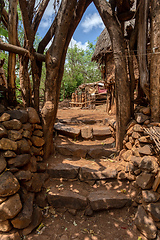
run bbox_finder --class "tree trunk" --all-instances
[93,0,131,151]
[150,0,160,122]
[7,0,17,105]
[42,0,91,159]
[19,55,32,107]
[137,0,150,99]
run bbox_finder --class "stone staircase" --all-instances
[44,117,132,216]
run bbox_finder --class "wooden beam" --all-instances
[0,41,45,62]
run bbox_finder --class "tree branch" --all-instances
[32,0,50,33]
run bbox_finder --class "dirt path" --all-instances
[26,104,148,240]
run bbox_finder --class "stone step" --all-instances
[47,157,118,181]
[47,187,131,213]
[55,144,116,158]
[54,123,112,140]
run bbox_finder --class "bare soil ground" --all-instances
[26,104,148,240]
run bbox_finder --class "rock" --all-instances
[134,205,157,239]
[0,220,12,232]
[14,170,32,181]
[48,163,79,179]
[8,154,31,168]
[79,167,99,181]
[122,150,132,161]
[3,150,16,158]
[2,119,22,130]
[142,190,160,203]
[88,190,131,211]
[6,109,28,123]
[135,113,149,124]
[0,232,21,240]
[22,173,43,192]
[54,123,80,138]
[0,194,22,221]
[126,120,137,131]
[101,168,117,178]
[33,124,42,130]
[0,113,10,122]
[139,136,152,144]
[108,119,116,129]
[31,135,45,147]
[129,185,142,204]
[11,193,34,229]
[136,172,155,189]
[140,106,150,115]
[129,136,135,144]
[81,126,93,139]
[22,205,42,235]
[35,191,47,208]
[22,130,32,139]
[37,163,46,172]
[0,197,7,204]
[133,124,144,132]
[0,138,17,151]
[0,156,7,174]
[129,156,141,167]
[0,104,6,114]
[132,132,141,139]
[144,119,150,125]
[27,107,40,124]
[117,171,127,180]
[138,145,153,155]
[0,124,7,138]
[93,127,111,138]
[147,203,160,222]
[30,146,43,156]
[23,156,37,172]
[88,148,115,159]
[33,130,43,137]
[125,142,132,150]
[23,123,33,132]
[60,235,69,240]
[0,171,20,197]
[139,156,158,172]
[47,189,87,210]
[8,130,22,141]
[84,205,94,216]
[17,139,30,154]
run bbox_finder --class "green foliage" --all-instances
[61,41,101,100]
[0,27,8,38]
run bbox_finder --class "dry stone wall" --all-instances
[0,105,47,238]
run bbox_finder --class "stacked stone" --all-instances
[119,106,160,239]
[0,106,46,238]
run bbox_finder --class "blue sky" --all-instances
[37,1,105,50]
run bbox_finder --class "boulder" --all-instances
[138,145,152,155]
[142,190,160,203]
[27,107,40,124]
[0,232,21,240]
[22,123,33,132]
[0,220,12,232]
[92,127,111,138]
[0,124,7,138]
[8,130,22,141]
[135,113,150,124]
[139,156,158,172]
[0,138,17,151]
[31,135,45,147]
[54,123,80,138]
[133,124,144,132]
[2,119,22,130]
[14,170,32,181]
[22,130,32,139]
[134,205,157,239]
[33,130,43,137]
[22,173,43,192]
[88,190,131,211]
[8,154,31,168]
[122,150,132,161]
[22,205,42,236]
[6,109,28,123]
[17,139,30,154]
[0,113,10,122]
[147,203,160,222]
[0,171,20,197]
[47,189,87,210]
[11,193,34,229]
[3,150,16,158]
[0,156,7,174]
[136,172,155,189]
[129,156,142,167]
[101,168,118,179]
[0,194,22,221]
[30,146,43,156]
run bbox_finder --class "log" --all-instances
[0,41,45,62]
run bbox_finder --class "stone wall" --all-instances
[118,106,160,239]
[0,105,47,238]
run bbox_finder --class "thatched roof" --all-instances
[91,28,112,62]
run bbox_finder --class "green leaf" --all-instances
[0,27,8,38]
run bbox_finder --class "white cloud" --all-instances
[69,38,88,50]
[38,0,55,29]
[81,13,105,33]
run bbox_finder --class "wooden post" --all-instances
[82,92,85,108]
[75,91,78,107]
[85,91,87,108]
